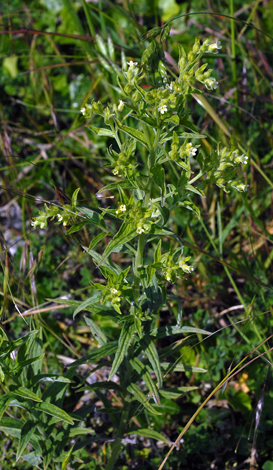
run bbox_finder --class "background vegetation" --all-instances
[0,0,273,469]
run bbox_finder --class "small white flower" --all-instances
[127,60,138,68]
[31,220,38,228]
[137,226,145,234]
[158,104,168,115]
[113,168,119,175]
[205,78,218,90]
[234,153,248,165]
[57,214,63,222]
[80,107,86,115]
[116,204,126,214]
[186,143,198,157]
[111,288,118,294]
[208,41,222,53]
[118,100,125,111]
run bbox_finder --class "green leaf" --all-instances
[84,316,107,346]
[51,297,117,318]
[159,386,198,399]
[11,355,44,374]
[16,421,38,461]
[100,222,138,265]
[29,375,72,387]
[96,180,136,194]
[68,342,118,369]
[88,126,116,138]
[127,383,162,415]
[78,207,108,230]
[88,232,109,251]
[83,380,122,392]
[130,358,160,406]
[0,395,13,420]
[10,387,42,402]
[34,402,74,424]
[151,165,166,206]
[69,427,95,437]
[178,200,201,219]
[150,325,210,339]
[140,336,163,388]
[109,323,135,380]
[127,427,170,443]
[73,293,102,317]
[161,363,207,373]
[117,125,148,148]
[61,443,75,470]
[71,188,80,210]
[0,418,42,452]
[65,221,88,235]
[184,184,205,197]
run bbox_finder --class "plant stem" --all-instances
[230,0,239,107]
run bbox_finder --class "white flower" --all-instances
[57,214,63,222]
[80,107,86,115]
[208,41,222,53]
[158,104,168,115]
[31,220,38,228]
[137,226,145,234]
[182,265,194,273]
[111,288,118,294]
[118,100,125,111]
[234,154,248,165]
[186,143,198,157]
[127,60,138,68]
[113,168,119,175]
[204,78,218,90]
[116,204,126,214]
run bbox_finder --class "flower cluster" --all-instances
[31,204,71,230]
[161,252,194,283]
[136,223,150,234]
[109,139,136,178]
[169,132,199,167]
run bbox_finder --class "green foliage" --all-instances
[1,0,273,469]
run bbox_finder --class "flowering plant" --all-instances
[32,28,248,469]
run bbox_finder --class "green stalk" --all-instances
[230,0,239,107]
[105,398,130,470]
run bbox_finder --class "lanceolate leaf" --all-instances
[84,316,107,345]
[16,421,38,461]
[34,402,74,424]
[130,358,161,406]
[88,126,116,138]
[159,387,198,399]
[117,125,148,148]
[150,326,210,339]
[100,222,138,265]
[161,363,207,373]
[127,383,162,415]
[68,341,118,368]
[127,427,171,443]
[184,184,205,197]
[109,323,135,380]
[73,292,102,317]
[0,395,14,420]
[10,387,42,402]
[140,336,163,388]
